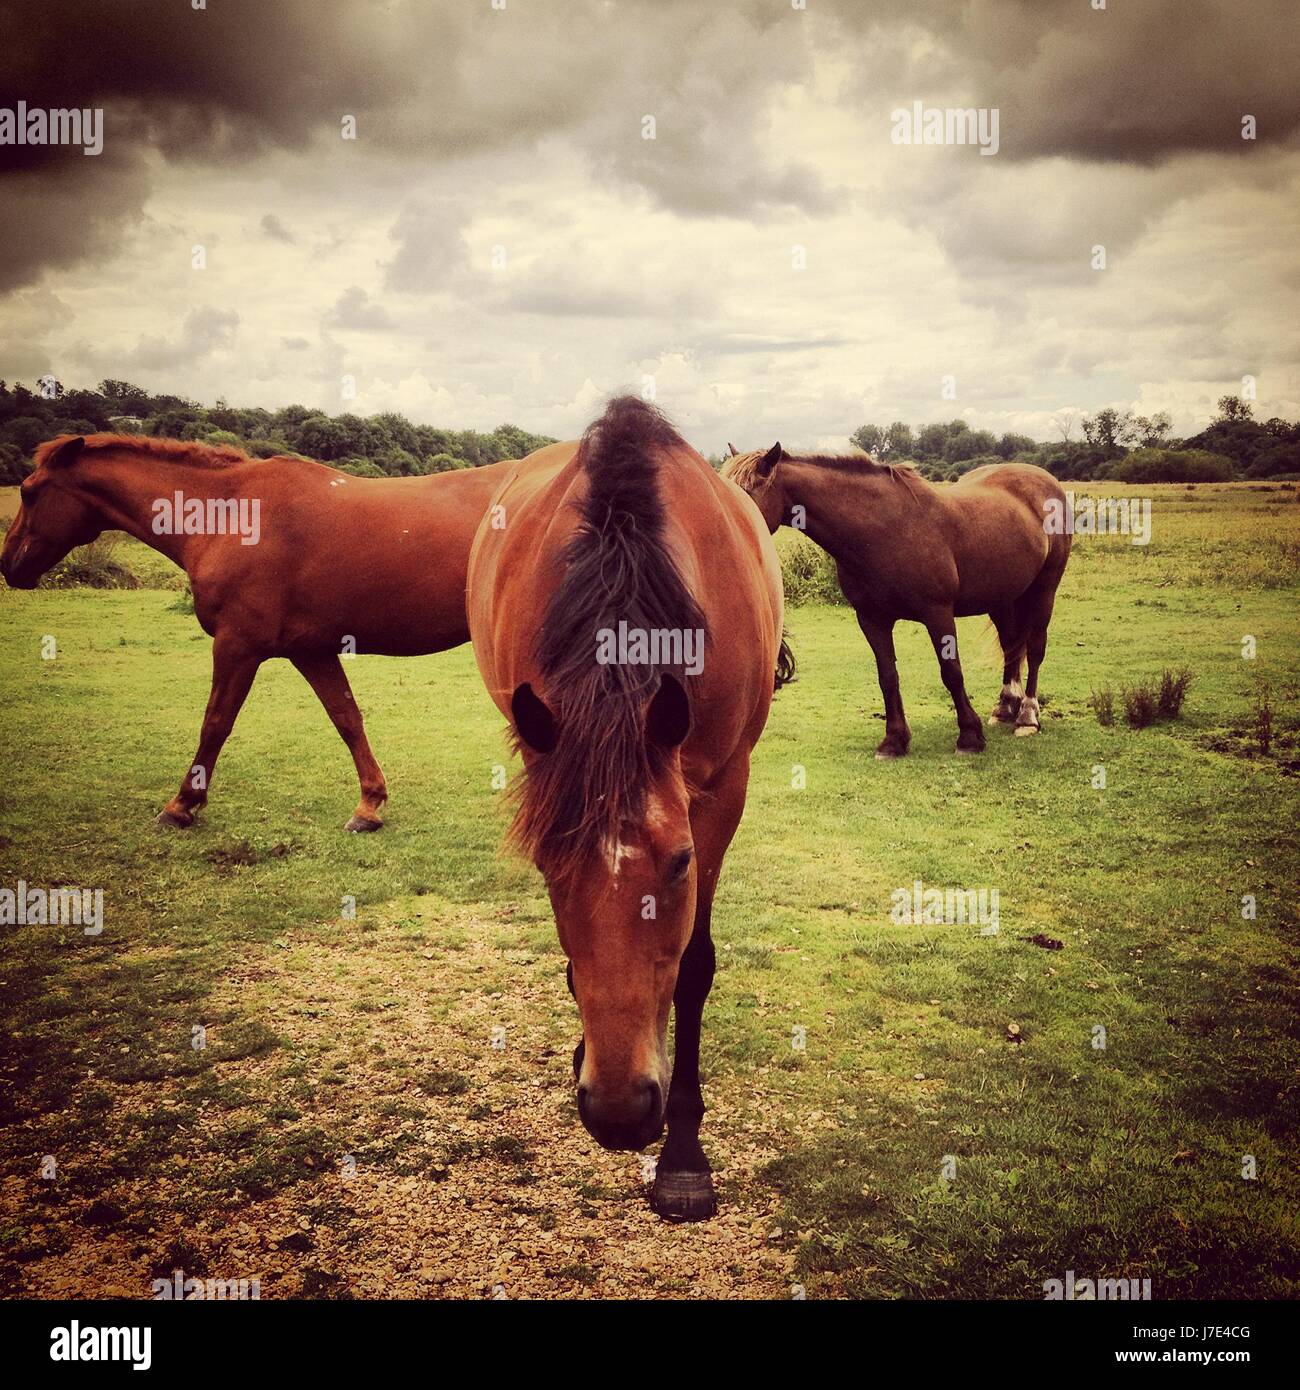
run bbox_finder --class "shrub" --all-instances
[1117,668,1193,729]
[778,532,843,604]
[42,534,139,589]
[1088,686,1115,727]
[1108,448,1235,484]
[1156,667,1193,719]
[1122,682,1158,728]
[333,457,386,478]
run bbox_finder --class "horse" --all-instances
[1,433,513,830]
[467,397,789,1221]
[723,444,1071,755]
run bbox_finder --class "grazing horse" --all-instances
[0,433,513,829]
[467,397,787,1221]
[723,445,1070,755]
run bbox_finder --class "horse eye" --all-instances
[667,848,693,883]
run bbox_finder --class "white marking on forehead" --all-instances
[604,836,642,876]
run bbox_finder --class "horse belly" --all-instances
[281,564,469,657]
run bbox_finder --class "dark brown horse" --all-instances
[468,397,787,1221]
[1,434,512,829]
[723,445,1070,755]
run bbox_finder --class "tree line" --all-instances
[2,379,1297,488]
[850,397,1300,484]
[0,379,556,485]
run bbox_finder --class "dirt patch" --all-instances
[4,901,801,1299]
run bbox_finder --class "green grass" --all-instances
[1,481,1297,1297]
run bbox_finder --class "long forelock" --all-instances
[509,396,706,879]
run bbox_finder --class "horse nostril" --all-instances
[644,1080,662,1125]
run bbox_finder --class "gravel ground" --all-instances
[6,902,812,1300]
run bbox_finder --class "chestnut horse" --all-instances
[467,397,788,1221]
[1,434,512,829]
[723,445,1070,755]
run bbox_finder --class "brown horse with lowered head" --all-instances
[468,397,788,1221]
[723,445,1070,755]
[1,433,512,829]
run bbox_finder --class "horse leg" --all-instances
[924,610,985,753]
[651,755,747,1222]
[291,653,388,830]
[1014,578,1062,737]
[988,605,1026,725]
[858,614,910,758]
[157,639,260,828]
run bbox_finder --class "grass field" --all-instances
[1,481,1297,1299]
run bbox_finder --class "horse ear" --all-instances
[727,442,738,457]
[646,672,690,749]
[44,436,85,468]
[511,682,557,754]
[756,442,781,477]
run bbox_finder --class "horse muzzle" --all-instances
[0,541,39,589]
[577,1078,664,1152]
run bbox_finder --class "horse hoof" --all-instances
[651,1170,717,1223]
[156,809,193,829]
[1014,725,1039,737]
[874,746,907,760]
[344,815,383,833]
[956,745,983,755]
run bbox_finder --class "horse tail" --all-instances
[775,630,797,692]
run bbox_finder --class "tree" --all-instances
[882,422,914,457]
[1051,409,1081,443]
[996,432,1036,459]
[0,441,27,484]
[295,414,353,461]
[1217,394,1254,423]
[99,380,149,406]
[1081,407,1126,455]
[1108,448,1234,483]
[850,424,885,456]
[943,428,995,463]
[914,422,951,460]
[1123,411,1172,448]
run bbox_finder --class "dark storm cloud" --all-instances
[0,150,150,293]
[823,0,1300,164]
[0,0,831,291]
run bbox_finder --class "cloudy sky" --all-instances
[2,0,1298,450]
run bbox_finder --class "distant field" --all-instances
[1,481,1297,1299]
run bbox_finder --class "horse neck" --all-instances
[780,460,904,555]
[71,449,233,568]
